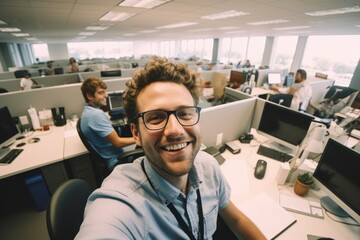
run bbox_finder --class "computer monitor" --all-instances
[100,70,121,78]
[107,91,125,120]
[229,70,246,89]
[313,138,360,223]
[0,106,21,158]
[268,73,282,85]
[258,101,314,153]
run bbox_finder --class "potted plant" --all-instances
[294,172,314,196]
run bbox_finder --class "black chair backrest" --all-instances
[0,88,8,94]
[269,94,293,108]
[46,179,93,240]
[76,118,105,162]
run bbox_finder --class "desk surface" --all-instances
[0,126,65,179]
[251,87,276,96]
[219,143,359,240]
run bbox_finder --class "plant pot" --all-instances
[294,179,311,196]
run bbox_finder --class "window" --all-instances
[246,37,266,67]
[301,35,360,87]
[67,42,133,60]
[218,38,231,64]
[273,36,298,70]
[229,37,248,65]
[32,44,50,62]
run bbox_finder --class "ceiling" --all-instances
[0,0,359,44]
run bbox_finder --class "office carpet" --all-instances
[0,207,49,240]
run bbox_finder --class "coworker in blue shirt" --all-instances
[80,77,135,169]
[76,58,266,239]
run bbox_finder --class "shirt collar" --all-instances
[143,156,202,205]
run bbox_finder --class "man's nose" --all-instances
[164,114,184,137]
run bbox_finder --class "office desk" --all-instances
[220,144,359,240]
[0,126,65,180]
[64,120,88,159]
[251,87,276,99]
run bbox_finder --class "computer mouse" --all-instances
[254,159,267,179]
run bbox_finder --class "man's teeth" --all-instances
[163,143,188,151]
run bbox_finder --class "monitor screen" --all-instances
[100,70,121,78]
[268,73,282,84]
[258,102,314,147]
[0,106,20,148]
[108,92,124,110]
[313,138,360,222]
[229,70,245,88]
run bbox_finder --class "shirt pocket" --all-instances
[204,206,218,238]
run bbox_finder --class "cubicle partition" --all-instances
[200,98,257,147]
[0,78,131,118]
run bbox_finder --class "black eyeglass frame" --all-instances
[134,106,201,130]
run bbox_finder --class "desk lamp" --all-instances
[287,125,327,182]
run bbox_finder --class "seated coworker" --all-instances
[271,69,312,112]
[75,57,266,239]
[80,77,135,169]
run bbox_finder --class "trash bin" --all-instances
[25,174,50,211]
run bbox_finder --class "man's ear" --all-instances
[86,92,93,102]
[130,123,142,146]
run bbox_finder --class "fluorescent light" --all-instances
[12,33,30,37]
[356,25,360,28]
[0,20,7,24]
[247,19,289,25]
[157,22,198,29]
[0,27,21,32]
[226,30,246,34]
[305,6,360,16]
[119,0,172,9]
[218,26,240,30]
[85,25,110,31]
[99,11,136,21]
[123,33,138,36]
[201,10,250,20]
[274,26,310,31]
[78,32,96,36]
[188,28,213,32]
[139,30,159,33]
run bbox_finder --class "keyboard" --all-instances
[257,145,292,162]
[0,149,23,164]
[279,193,324,219]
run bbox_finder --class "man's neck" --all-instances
[151,163,189,195]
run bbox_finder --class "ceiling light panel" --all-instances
[12,33,30,37]
[274,26,310,31]
[119,0,172,9]
[201,10,250,20]
[78,32,96,36]
[247,19,289,25]
[99,11,136,22]
[157,22,198,29]
[0,28,21,32]
[85,26,110,31]
[305,6,360,16]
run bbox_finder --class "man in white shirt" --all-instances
[271,69,312,112]
[20,71,35,90]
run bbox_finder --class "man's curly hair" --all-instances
[123,57,200,123]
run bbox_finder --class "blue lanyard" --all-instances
[141,160,204,240]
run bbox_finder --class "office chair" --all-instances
[269,94,293,108]
[76,118,145,185]
[54,67,64,75]
[14,70,29,78]
[46,179,93,240]
[0,88,8,94]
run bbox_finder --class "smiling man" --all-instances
[80,77,135,170]
[76,58,265,240]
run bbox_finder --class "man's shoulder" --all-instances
[194,151,220,172]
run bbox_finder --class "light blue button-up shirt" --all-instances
[75,151,231,239]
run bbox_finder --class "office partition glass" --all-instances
[273,36,298,70]
[301,35,360,87]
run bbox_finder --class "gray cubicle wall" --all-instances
[200,98,257,147]
[0,78,131,118]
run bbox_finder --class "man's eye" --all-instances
[147,113,166,123]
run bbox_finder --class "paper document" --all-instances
[237,192,296,240]
[64,129,78,138]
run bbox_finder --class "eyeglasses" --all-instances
[135,106,201,130]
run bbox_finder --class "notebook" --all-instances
[237,192,297,239]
